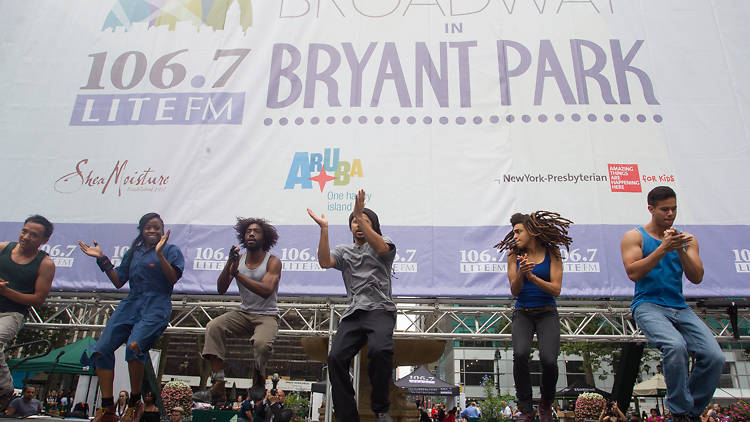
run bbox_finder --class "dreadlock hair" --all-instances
[234,217,279,252]
[493,211,573,258]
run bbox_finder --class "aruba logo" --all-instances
[102,0,253,31]
[284,148,363,192]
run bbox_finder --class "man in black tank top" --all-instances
[0,215,56,408]
[195,218,282,407]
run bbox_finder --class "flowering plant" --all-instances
[574,392,606,422]
[161,381,193,417]
[727,400,750,422]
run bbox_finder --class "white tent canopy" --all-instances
[633,374,667,396]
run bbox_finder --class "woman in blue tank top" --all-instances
[494,211,572,422]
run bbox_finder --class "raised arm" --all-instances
[621,229,665,282]
[217,245,240,294]
[352,189,391,256]
[506,252,526,296]
[78,240,125,288]
[234,255,282,299]
[676,231,703,283]
[154,230,180,285]
[0,256,55,307]
[308,208,336,269]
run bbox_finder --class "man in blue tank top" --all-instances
[0,215,56,409]
[620,186,723,422]
[196,218,282,405]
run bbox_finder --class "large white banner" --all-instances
[1,0,748,297]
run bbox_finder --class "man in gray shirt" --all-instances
[6,385,42,417]
[308,189,397,422]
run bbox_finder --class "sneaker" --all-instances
[248,384,266,402]
[517,411,536,422]
[210,381,227,403]
[374,412,393,422]
[538,400,554,422]
[93,406,118,422]
[194,381,227,404]
[120,401,143,422]
[192,390,212,403]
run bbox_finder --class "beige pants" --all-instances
[0,312,25,394]
[202,310,278,378]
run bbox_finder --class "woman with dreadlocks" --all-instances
[495,211,573,422]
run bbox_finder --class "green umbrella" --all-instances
[8,337,96,375]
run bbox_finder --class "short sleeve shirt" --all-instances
[331,235,397,319]
[9,398,41,417]
[116,243,184,296]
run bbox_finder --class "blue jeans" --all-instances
[633,302,724,416]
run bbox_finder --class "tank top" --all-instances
[630,226,688,311]
[238,252,278,315]
[515,250,556,308]
[0,242,47,315]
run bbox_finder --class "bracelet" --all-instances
[96,255,115,272]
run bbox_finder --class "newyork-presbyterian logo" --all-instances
[102,0,254,32]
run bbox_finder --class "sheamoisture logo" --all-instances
[54,159,170,196]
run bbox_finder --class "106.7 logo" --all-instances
[71,49,250,126]
[732,249,750,273]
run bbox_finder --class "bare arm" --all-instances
[234,256,282,299]
[352,190,391,255]
[0,242,8,254]
[676,232,703,283]
[308,209,336,269]
[155,230,179,285]
[507,252,525,296]
[0,256,55,307]
[620,230,664,282]
[217,246,240,295]
[78,240,125,288]
[526,252,562,296]
[615,405,626,422]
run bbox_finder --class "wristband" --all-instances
[96,255,115,272]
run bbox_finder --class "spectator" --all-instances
[648,408,663,422]
[460,402,480,419]
[445,407,457,422]
[72,400,90,418]
[116,390,129,420]
[238,394,253,422]
[6,385,42,417]
[503,401,513,419]
[599,401,627,422]
[169,406,185,422]
[140,391,160,422]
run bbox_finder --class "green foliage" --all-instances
[478,377,512,422]
[284,392,310,421]
[560,342,619,382]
